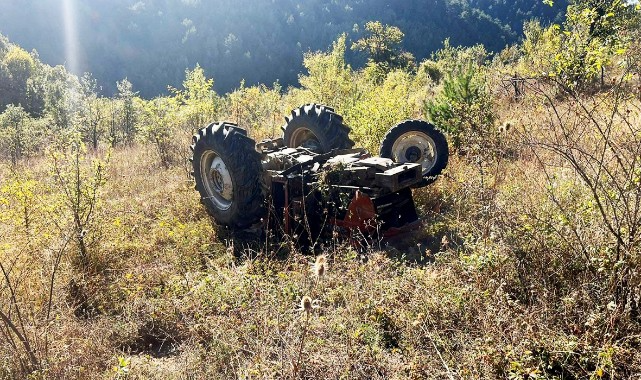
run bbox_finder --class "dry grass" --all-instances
[1,88,641,379]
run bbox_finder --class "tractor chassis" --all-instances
[260,145,423,247]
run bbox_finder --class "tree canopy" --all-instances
[0,0,568,97]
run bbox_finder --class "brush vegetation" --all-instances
[1,1,641,379]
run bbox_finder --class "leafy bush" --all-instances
[137,96,182,169]
[172,64,219,134]
[226,80,282,141]
[48,134,109,269]
[518,1,639,91]
[344,70,420,153]
[0,104,46,164]
[518,20,562,77]
[351,21,416,82]
[294,34,357,112]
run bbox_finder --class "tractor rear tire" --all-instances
[282,103,354,153]
[379,120,449,186]
[191,122,265,228]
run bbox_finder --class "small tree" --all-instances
[0,46,35,110]
[0,105,42,165]
[79,73,104,150]
[351,21,415,78]
[297,34,356,110]
[106,98,121,148]
[173,64,218,134]
[44,65,77,130]
[522,71,641,328]
[518,20,562,77]
[116,78,137,145]
[138,96,182,169]
[344,71,417,153]
[425,43,495,153]
[0,169,72,377]
[530,0,639,91]
[227,81,282,140]
[49,135,108,269]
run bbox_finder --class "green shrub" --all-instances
[137,96,182,169]
[425,62,495,153]
[344,70,420,153]
[295,34,357,111]
[0,104,46,164]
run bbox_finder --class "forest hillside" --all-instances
[0,0,568,96]
[1,1,641,379]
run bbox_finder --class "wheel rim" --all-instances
[290,128,322,152]
[200,150,233,210]
[390,131,438,175]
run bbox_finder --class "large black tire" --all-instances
[191,122,265,228]
[379,120,449,186]
[282,103,354,153]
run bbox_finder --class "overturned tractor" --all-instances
[191,103,448,247]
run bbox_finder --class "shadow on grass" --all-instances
[209,214,463,268]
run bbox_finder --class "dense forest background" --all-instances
[0,0,567,96]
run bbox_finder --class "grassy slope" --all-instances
[2,52,641,378]
[2,97,638,379]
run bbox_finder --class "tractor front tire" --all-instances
[191,122,265,228]
[380,120,449,186]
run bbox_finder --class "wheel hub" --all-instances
[200,151,233,211]
[209,157,233,201]
[291,128,322,153]
[391,132,437,175]
[405,146,422,162]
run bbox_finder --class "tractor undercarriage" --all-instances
[190,103,449,251]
